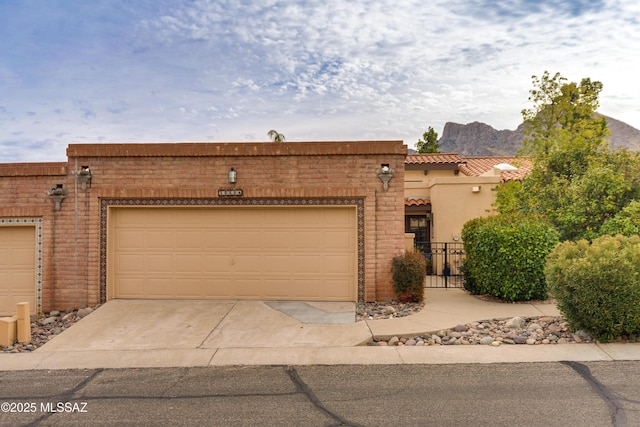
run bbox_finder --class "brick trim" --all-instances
[69,141,406,158]
[99,197,365,303]
[0,163,67,177]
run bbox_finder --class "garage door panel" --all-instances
[174,231,204,249]
[203,231,232,247]
[261,255,291,272]
[292,255,323,273]
[325,255,353,274]
[233,255,264,272]
[145,231,175,249]
[325,231,356,250]
[0,226,36,315]
[110,207,356,301]
[117,254,145,273]
[175,254,202,272]
[232,231,257,250]
[292,279,323,298]
[146,278,177,298]
[260,279,293,298]
[293,231,323,249]
[263,231,292,249]
[202,255,232,272]
[116,278,145,298]
[175,279,207,298]
[232,279,262,298]
[325,279,353,299]
[146,254,173,272]
[117,230,145,249]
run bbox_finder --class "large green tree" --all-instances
[496,72,640,241]
[416,126,439,153]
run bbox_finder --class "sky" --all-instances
[1,0,639,162]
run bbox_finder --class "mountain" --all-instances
[437,115,640,156]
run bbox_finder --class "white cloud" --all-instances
[0,0,638,161]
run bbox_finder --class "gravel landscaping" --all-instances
[2,298,636,353]
[1,306,98,353]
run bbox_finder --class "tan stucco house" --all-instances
[0,141,531,316]
[0,141,406,315]
[403,153,531,281]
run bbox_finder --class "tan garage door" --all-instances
[109,206,357,301]
[0,226,36,315]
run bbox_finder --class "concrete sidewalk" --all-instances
[1,289,639,370]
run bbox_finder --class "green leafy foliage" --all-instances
[545,235,640,342]
[599,200,640,237]
[391,251,427,302]
[495,72,640,242]
[416,126,439,153]
[461,214,559,301]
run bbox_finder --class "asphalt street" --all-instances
[1,362,639,426]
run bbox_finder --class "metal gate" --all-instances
[422,242,465,288]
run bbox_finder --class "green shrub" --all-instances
[461,213,559,301]
[599,200,640,237]
[545,235,640,342]
[391,251,426,302]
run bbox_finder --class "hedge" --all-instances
[461,213,559,301]
[545,235,640,342]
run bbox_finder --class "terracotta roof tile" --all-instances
[405,153,464,164]
[405,197,431,207]
[459,156,532,181]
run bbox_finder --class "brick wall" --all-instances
[1,141,406,311]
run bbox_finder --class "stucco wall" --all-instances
[428,176,500,242]
[0,141,407,312]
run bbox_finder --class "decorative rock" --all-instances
[454,324,468,332]
[505,316,526,329]
[39,317,57,326]
[62,312,75,321]
[388,336,399,346]
[77,307,93,318]
[49,310,61,317]
[405,339,416,346]
[479,336,494,345]
[508,334,528,344]
[491,341,501,346]
[526,338,536,345]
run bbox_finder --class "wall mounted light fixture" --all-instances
[47,184,67,211]
[76,165,92,190]
[376,163,395,191]
[228,167,237,184]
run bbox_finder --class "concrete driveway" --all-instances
[36,300,371,352]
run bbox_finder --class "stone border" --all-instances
[99,198,365,303]
[0,217,43,314]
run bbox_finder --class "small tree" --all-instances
[267,130,286,142]
[416,126,439,153]
[495,72,640,241]
[391,252,426,302]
